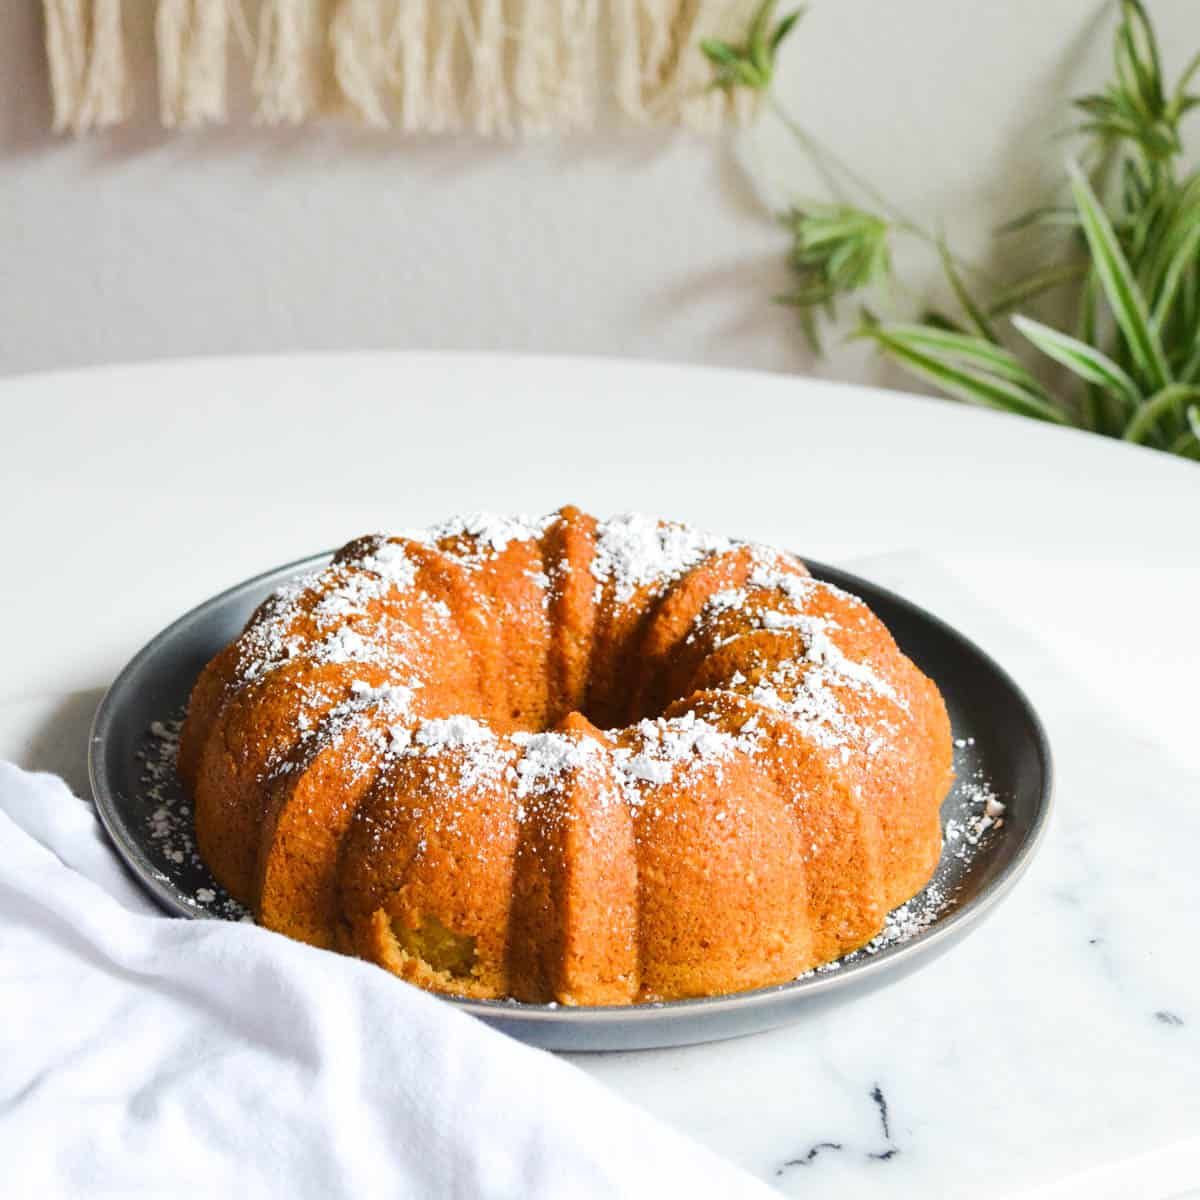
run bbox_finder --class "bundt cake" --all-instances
[178,506,953,1005]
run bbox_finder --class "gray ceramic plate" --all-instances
[89,552,1052,1052]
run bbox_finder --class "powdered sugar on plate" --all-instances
[137,712,250,922]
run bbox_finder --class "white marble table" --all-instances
[2,354,1197,1198]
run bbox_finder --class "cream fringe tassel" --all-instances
[514,0,600,133]
[254,0,326,124]
[44,0,763,135]
[156,0,237,128]
[44,0,131,133]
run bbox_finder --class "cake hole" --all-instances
[394,914,477,977]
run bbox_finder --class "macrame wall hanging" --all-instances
[43,1,760,136]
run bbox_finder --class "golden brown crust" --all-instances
[180,508,954,1005]
[540,506,600,724]
[257,723,399,949]
[630,746,813,999]
[338,744,522,999]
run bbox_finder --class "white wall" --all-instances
[1,2,1195,383]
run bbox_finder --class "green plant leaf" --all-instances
[996,206,1080,235]
[703,0,803,93]
[777,204,893,339]
[773,292,824,354]
[1136,171,1200,299]
[918,309,968,334]
[1118,0,1165,108]
[860,322,1070,423]
[1011,314,1142,412]
[1151,217,1200,330]
[1067,160,1172,390]
[986,263,1089,316]
[1168,49,1200,122]
[1073,269,1113,434]
[1181,339,1200,384]
[874,323,1045,389]
[699,39,740,67]
[936,235,998,341]
[1167,429,1200,459]
[761,0,1194,456]
[1123,383,1200,444]
[748,0,775,76]
[770,9,803,53]
[1127,177,1169,261]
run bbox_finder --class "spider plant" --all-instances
[711,0,1200,458]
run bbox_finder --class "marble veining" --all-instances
[776,1084,901,1178]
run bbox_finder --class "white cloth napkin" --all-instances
[0,763,774,1199]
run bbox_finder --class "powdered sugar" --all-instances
[413,715,493,749]
[137,712,250,922]
[707,588,745,613]
[314,627,374,665]
[591,513,735,603]
[612,711,757,790]
[360,539,420,587]
[747,666,858,752]
[432,512,552,563]
[758,610,902,705]
[747,559,815,602]
[617,751,674,786]
[387,725,413,753]
[512,732,601,798]
[405,717,517,794]
[349,679,418,707]
[945,774,1008,852]
[691,574,907,760]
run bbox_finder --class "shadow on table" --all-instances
[17,689,106,800]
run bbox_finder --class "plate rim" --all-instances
[89,549,1054,1026]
